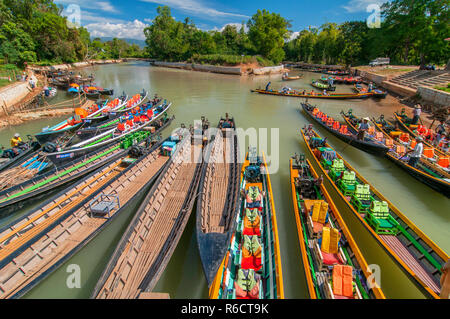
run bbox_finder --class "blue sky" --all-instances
[56,0,389,40]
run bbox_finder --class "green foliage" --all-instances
[144,6,280,65]
[285,0,449,66]
[247,9,291,63]
[0,0,146,66]
[434,83,450,93]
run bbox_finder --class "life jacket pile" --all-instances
[235,184,264,299]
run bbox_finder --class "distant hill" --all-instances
[91,37,146,48]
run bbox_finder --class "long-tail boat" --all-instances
[290,154,385,299]
[341,111,450,197]
[43,102,172,165]
[208,147,284,299]
[0,136,41,173]
[81,94,128,126]
[76,99,166,140]
[0,117,174,216]
[34,99,110,145]
[251,88,373,99]
[196,114,241,286]
[311,80,336,91]
[394,109,448,157]
[353,83,387,99]
[0,133,180,299]
[106,90,149,118]
[92,121,206,299]
[301,103,389,156]
[301,126,448,299]
[282,75,301,81]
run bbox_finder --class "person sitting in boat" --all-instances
[368,82,373,92]
[10,133,23,148]
[323,89,327,96]
[357,118,370,140]
[265,82,271,91]
[304,124,315,138]
[434,120,447,146]
[411,104,421,125]
[405,136,423,168]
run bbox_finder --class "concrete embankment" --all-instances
[152,61,242,75]
[152,61,288,76]
[30,59,124,73]
[0,73,39,117]
[417,86,450,107]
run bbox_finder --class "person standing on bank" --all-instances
[406,136,423,168]
[411,104,421,125]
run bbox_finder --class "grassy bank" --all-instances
[0,64,23,88]
[434,83,450,93]
[187,54,274,67]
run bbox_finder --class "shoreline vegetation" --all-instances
[2,1,447,77]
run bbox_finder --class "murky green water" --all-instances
[6,61,447,299]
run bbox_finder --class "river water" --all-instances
[1,61,447,299]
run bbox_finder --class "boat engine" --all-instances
[129,145,145,158]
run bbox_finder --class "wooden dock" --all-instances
[0,144,169,298]
[93,136,204,299]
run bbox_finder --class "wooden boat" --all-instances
[354,84,387,99]
[343,114,450,197]
[282,75,301,81]
[43,102,172,165]
[106,90,150,118]
[81,94,128,126]
[209,147,284,299]
[301,103,389,156]
[394,110,448,157]
[0,136,177,299]
[290,154,385,299]
[326,70,350,76]
[196,114,241,286]
[0,119,173,216]
[76,99,167,140]
[34,99,108,145]
[311,80,336,91]
[301,127,448,298]
[0,136,41,173]
[92,123,205,299]
[251,88,373,99]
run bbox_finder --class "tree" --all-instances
[247,9,291,63]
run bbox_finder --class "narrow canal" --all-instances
[1,61,447,299]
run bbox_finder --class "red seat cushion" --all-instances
[321,251,342,266]
[241,257,262,271]
[243,227,261,236]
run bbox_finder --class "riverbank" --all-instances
[0,107,73,129]
[29,59,125,73]
[151,61,289,76]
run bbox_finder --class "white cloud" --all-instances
[56,0,119,13]
[96,1,119,13]
[86,19,149,40]
[211,23,248,33]
[289,31,299,41]
[140,0,249,20]
[342,0,389,13]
